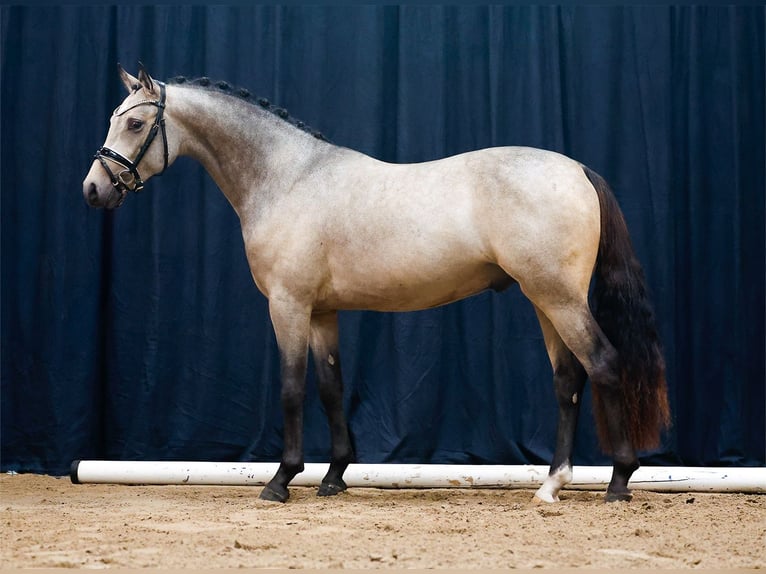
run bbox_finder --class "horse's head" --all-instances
[83,64,173,209]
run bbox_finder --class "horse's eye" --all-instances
[127,118,144,131]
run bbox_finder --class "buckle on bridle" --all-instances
[117,169,140,190]
[94,147,145,195]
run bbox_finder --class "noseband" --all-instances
[94,82,168,207]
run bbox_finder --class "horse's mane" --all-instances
[167,76,327,142]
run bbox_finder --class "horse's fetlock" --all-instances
[281,461,304,477]
[333,447,354,466]
[614,456,639,475]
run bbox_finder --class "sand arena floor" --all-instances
[2,473,764,569]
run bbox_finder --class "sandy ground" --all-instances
[1,473,764,569]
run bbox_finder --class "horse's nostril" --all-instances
[87,182,99,203]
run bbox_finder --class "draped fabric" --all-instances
[2,6,763,475]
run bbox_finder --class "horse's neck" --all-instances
[171,86,325,216]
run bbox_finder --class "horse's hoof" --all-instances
[259,485,289,503]
[317,479,347,497]
[528,494,557,508]
[605,490,633,503]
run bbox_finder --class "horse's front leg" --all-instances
[259,296,311,503]
[309,311,354,497]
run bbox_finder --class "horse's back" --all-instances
[343,145,601,280]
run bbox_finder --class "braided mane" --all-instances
[167,76,327,142]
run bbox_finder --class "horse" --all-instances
[83,64,670,504]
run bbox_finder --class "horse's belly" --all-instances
[316,261,513,312]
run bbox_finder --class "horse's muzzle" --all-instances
[82,179,125,210]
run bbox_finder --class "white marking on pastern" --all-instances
[533,465,573,503]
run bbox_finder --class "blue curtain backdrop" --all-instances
[2,6,764,475]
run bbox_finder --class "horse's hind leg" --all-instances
[532,299,639,502]
[532,305,587,503]
[310,311,354,496]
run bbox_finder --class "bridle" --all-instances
[94,82,168,207]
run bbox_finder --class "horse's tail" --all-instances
[583,165,671,452]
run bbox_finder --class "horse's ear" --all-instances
[137,62,156,95]
[118,63,141,94]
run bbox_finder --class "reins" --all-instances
[94,82,168,207]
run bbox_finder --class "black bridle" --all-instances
[94,82,168,207]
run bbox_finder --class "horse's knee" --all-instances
[281,383,305,414]
[552,354,586,406]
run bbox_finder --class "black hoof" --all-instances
[317,479,347,497]
[259,484,289,503]
[605,490,633,503]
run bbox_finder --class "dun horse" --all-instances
[83,65,670,504]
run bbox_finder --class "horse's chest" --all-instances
[240,223,323,300]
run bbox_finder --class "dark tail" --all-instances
[583,165,671,452]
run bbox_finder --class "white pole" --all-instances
[70,461,766,493]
